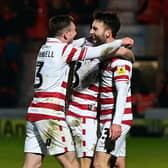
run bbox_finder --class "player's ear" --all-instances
[105,30,111,38]
[63,31,70,40]
[63,32,68,40]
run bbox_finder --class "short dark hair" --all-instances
[93,10,120,37]
[48,15,75,37]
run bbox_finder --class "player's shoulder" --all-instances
[112,58,132,65]
[110,58,132,69]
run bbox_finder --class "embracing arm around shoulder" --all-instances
[115,47,135,63]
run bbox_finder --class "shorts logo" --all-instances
[103,128,115,153]
[117,65,126,75]
[45,138,51,146]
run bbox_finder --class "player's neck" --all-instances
[106,37,115,43]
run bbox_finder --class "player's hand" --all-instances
[109,124,122,140]
[121,37,134,48]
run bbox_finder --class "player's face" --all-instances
[89,20,107,45]
[66,22,77,44]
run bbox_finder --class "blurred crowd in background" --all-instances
[0,0,168,118]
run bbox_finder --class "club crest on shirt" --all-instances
[116,65,126,75]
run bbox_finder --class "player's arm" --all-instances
[85,37,134,60]
[62,37,134,62]
[115,47,135,63]
[72,38,135,63]
[73,35,97,47]
[109,60,132,140]
[72,38,86,47]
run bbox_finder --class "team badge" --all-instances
[116,65,126,75]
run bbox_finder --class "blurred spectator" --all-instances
[132,83,158,117]
[0,36,22,107]
[19,0,48,107]
[0,50,17,107]
[0,0,37,37]
[131,67,142,94]
[136,0,168,73]
[70,0,98,24]
[136,0,161,24]
[136,0,168,29]
[158,78,168,107]
[25,0,48,39]
[0,0,38,107]
[47,0,98,24]
[47,0,71,18]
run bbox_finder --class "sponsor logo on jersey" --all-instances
[117,65,126,75]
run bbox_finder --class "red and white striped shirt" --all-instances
[66,39,123,119]
[66,59,100,119]
[99,58,133,126]
[27,38,122,121]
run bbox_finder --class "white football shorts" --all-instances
[24,119,75,155]
[96,122,130,157]
[66,115,97,158]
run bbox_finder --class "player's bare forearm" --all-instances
[115,48,135,63]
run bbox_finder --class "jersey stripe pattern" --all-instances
[66,59,100,119]
[27,38,89,121]
[99,58,133,126]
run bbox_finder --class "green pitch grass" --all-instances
[0,136,167,168]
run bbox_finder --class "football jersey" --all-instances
[27,38,122,121]
[67,59,100,119]
[99,58,133,126]
[27,38,88,121]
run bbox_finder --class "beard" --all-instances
[90,35,105,46]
